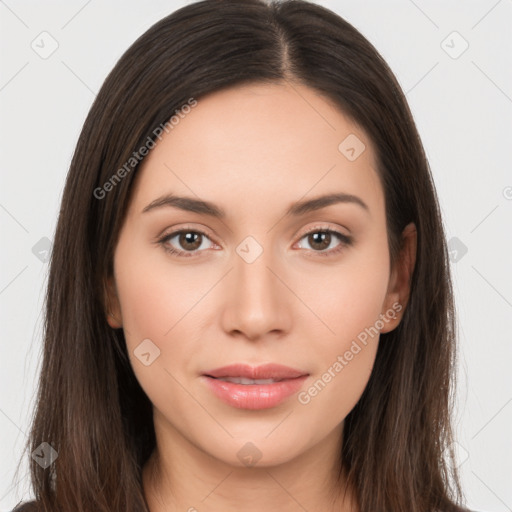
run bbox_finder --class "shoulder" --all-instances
[11,500,39,512]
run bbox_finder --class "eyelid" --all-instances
[157,222,353,258]
[292,223,353,257]
[156,224,218,257]
[294,222,351,241]
[157,223,215,241]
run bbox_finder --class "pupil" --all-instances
[180,232,201,250]
[310,232,330,250]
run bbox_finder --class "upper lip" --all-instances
[203,363,308,380]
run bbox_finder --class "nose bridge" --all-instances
[221,234,290,339]
[234,236,281,308]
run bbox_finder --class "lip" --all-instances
[203,363,307,380]
[201,363,309,410]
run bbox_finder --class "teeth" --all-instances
[216,377,278,385]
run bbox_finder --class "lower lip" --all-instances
[202,375,308,410]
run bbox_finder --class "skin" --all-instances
[105,81,417,512]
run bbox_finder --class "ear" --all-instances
[104,275,123,329]
[380,222,417,333]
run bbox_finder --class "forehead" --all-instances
[129,81,384,219]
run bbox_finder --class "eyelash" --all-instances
[157,225,353,259]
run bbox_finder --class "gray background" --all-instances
[1,0,511,510]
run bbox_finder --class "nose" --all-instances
[220,243,292,342]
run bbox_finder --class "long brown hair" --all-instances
[14,0,468,510]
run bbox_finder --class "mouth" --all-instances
[211,377,287,385]
[201,363,309,410]
[203,362,307,380]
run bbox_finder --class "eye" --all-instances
[157,225,353,258]
[295,227,353,257]
[158,228,215,257]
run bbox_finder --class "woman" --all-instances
[13,0,474,510]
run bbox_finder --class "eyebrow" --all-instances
[142,192,369,217]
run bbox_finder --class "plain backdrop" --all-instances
[1,1,511,511]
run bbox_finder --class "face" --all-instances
[106,81,414,469]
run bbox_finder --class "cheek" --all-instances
[113,242,209,386]
[298,241,390,346]
[296,275,383,421]
[114,235,208,341]
[113,252,213,425]
[294,243,389,413]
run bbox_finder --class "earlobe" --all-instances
[380,222,417,333]
[107,311,122,329]
[104,277,123,329]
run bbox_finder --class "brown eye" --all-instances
[177,232,203,251]
[297,228,353,257]
[159,229,214,257]
[307,231,332,251]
